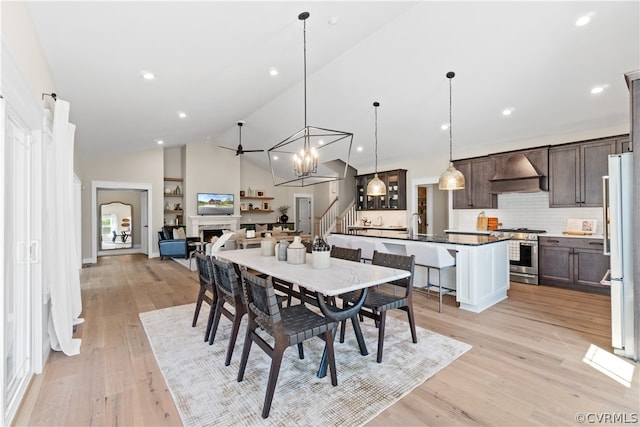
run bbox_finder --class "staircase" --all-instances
[315,198,356,239]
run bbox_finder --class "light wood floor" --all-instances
[13,254,639,426]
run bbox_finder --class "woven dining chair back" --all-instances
[238,270,338,419]
[193,252,217,342]
[330,245,362,262]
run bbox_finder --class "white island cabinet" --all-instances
[328,233,510,313]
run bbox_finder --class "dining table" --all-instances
[216,248,411,377]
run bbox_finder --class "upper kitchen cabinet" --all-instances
[549,137,618,207]
[617,135,631,153]
[489,147,548,194]
[355,169,407,211]
[452,157,497,209]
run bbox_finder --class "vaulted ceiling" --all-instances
[27,1,639,174]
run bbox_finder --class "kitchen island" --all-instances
[329,231,511,313]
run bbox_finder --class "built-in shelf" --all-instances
[164,210,184,213]
[164,177,183,182]
[240,209,274,213]
[240,196,274,200]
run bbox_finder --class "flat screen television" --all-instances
[197,193,234,215]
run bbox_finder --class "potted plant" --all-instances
[278,205,289,223]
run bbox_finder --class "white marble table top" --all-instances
[217,248,410,297]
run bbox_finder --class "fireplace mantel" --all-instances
[188,215,240,237]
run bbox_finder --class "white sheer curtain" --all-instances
[46,99,82,355]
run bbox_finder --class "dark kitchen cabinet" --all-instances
[452,156,497,209]
[549,137,617,208]
[617,135,631,153]
[539,236,610,294]
[355,169,407,211]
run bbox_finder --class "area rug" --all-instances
[140,303,471,426]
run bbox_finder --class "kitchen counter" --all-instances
[329,232,510,313]
[348,225,408,231]
[339,230,510,246]
[544,232,604,239]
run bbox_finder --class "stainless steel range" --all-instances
[495,228,546,285]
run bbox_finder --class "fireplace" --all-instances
[202,229,224,242]
[188,215,240,241]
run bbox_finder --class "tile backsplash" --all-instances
[450,192,603,235]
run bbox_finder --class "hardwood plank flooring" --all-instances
[13,254,639,426]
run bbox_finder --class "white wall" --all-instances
[78,148,164,259]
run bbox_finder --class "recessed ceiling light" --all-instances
[328,16,340,25]
[141,71,155,80]
[502,108,514,116]
[441,124,449,130]
[156,139,164,145]
[273,156,279,160]
[178,112,187,119]
[357,146,363,152]
[591,85,610,94]
[318,139,324,145]
[575,13,593,27]
[269,68,279,76]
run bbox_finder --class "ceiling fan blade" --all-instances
[242,149,265,153]
[219,145,237,152]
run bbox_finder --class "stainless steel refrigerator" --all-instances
[603,152,637,361]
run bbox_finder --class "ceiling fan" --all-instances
[219,122,264,156]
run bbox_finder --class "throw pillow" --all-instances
[173,227,186,239]
[255,224,267,233]
[209,236,219,244]
[272,226,283,233]
[162,227,173,240]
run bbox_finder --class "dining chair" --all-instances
[209,257,247,366]
[339,250,416,363]
[238,270,338,419]
[330,245,361,262]
[193,252,217,342]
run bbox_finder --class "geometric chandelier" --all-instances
[268,12,353,187]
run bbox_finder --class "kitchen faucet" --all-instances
[408,212,421,239]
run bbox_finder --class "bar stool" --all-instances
[406,243,456,312]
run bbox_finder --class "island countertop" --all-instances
[328,232,510,313]
[334,231,510,246]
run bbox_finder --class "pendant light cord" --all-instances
[374,102,379,173]
[447,71,455,163]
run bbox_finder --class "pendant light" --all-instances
[438,71,466,191]
[267,12,353,187]
[366,101,387,196]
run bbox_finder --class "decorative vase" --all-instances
[287,236,306,265]
[279,214,289,223]
[260,232,276,256]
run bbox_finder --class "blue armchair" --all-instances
[158,226,199,260]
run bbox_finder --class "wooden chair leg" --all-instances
[225,313,243,366]
[192,289,205,327]
[204,299,216,342]
[208,298,224,345]
[324,330,338,386]
[237,328,254,382]
[262,346,285,418]
[376,310,387,363]
[407,305,418,343]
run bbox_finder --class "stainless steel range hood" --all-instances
[489,148,548,193]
